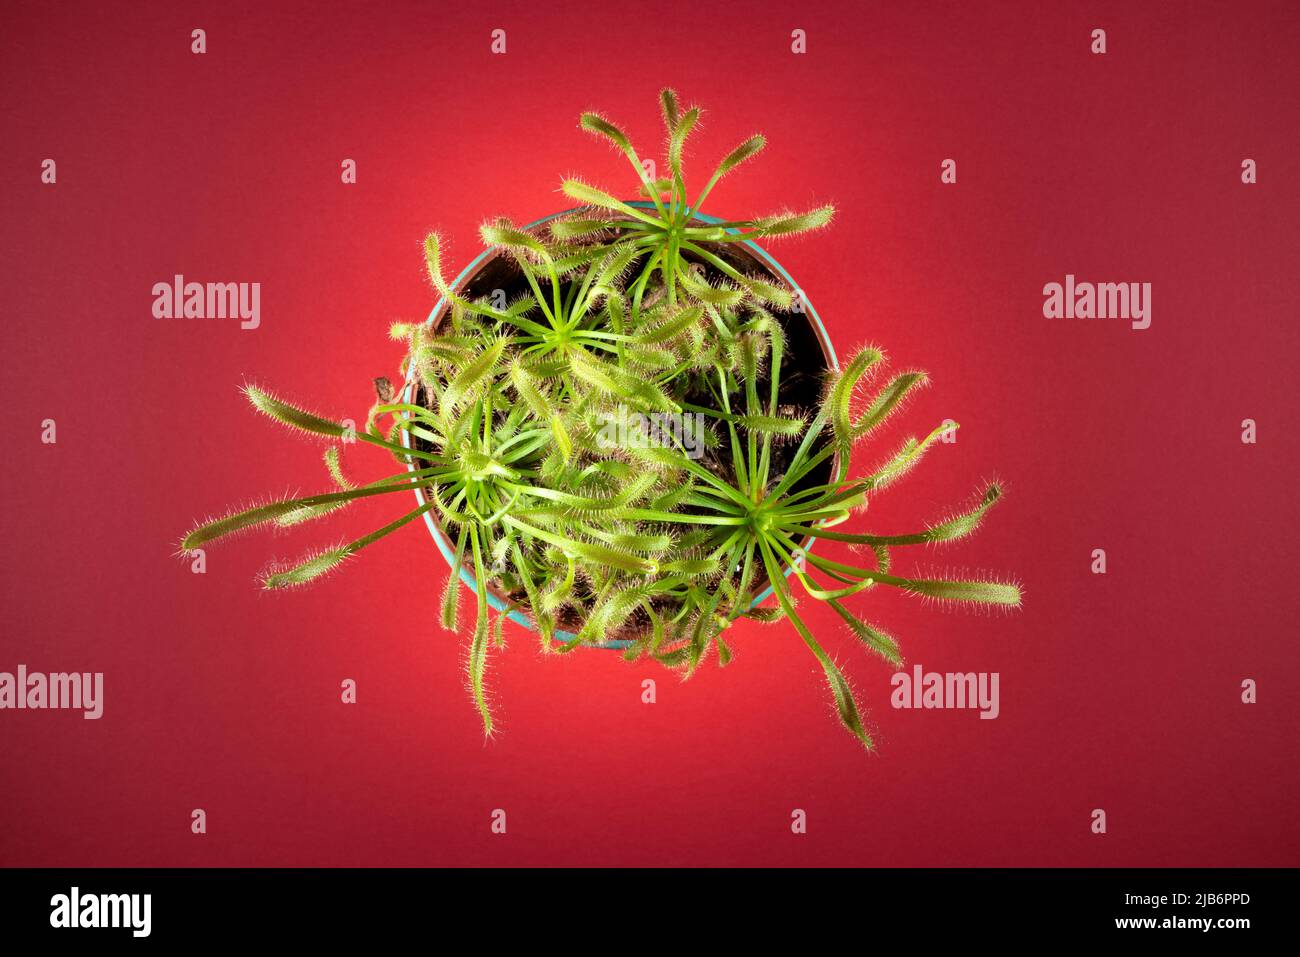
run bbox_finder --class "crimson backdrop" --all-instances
[2,0,1297,866]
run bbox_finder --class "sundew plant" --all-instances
[181,91,1021,749]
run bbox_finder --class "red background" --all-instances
[2,0,1297,867]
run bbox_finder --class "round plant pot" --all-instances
[401,203,840,649]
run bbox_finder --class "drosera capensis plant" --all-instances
[180,90,1021,749]
[554,90,834,309]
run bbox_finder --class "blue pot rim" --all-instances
[401,203,840,649]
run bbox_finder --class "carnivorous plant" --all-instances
[181,91,1020,748]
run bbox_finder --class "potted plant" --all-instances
[181,91,1020,749]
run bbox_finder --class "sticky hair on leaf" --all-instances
[715,134,766,178]
[560,178,631,213]
[579,112,633,153]
[261,545,352,589]
[549,217,615,241]
[424,233,452,295]
[243,384,351,439]
[752,205,836,237]
[480,219,550,259]
[659,88,681,131]
[181,491,321,551]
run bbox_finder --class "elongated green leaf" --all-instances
[183,477,430,550]
[569,350,676,413]
[480,221,549,257]
[633,306,701,345]
[828,600,901,665]
[589,529,673,552]
[550,218,613,240]
[858,483,1003,546]
[580,112,632,151]
[826,347,882,444]
[182,499,322,549]
[503,517,657,574]
[441,525,469,632]
[262,546,350,588]
[262,500,437,589]
[750,205,835,236]
[324,447,353,490]
[758,540,873,750]
[273,447,354,526]
[443,338,508,410]
[467,527,493,736]
[873,571,1022,606]
[509,542,549,648]
[244,385,350,438]
[424,233,451,295]
[659,88,680,132]
[865,421,950,489]
[509,359,553,419]
[855,371,928,438]
[679,271,744,306]
[639,178,673,199]
[659,556,717,577]
[668,107,700,175]
[735,414,806,437]
[740,276,792,309]
[561,180,653,221]
[716,134,765,177]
